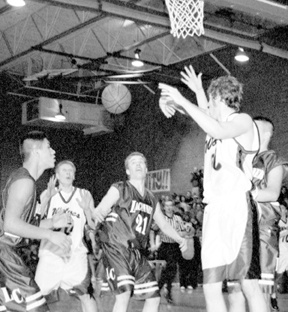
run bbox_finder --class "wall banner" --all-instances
[146,168,170,193]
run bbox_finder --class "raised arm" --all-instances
[180,65,208,111]
[159,83,253,140]
[39,175,59,218]
[92,186,120,225]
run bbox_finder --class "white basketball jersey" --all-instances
[39,188,88,256]
[203,114,259,203]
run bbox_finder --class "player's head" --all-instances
[20,131,55,168]
[253,116,274,146]
[125,152,147,180]
[55,160,76,186]
[207,76,243,112]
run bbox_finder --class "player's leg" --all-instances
[63,253,98,312]
[241,279,268,312]
[79,294,98,312]
[113,291,131,312]
[134,252,160,312]
[203,282,227,312]
[142,297,160,312]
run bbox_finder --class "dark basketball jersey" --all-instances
[253,150,288,224]
[0,168,49,312]
[0,167,38,247]
[99,181,157,251]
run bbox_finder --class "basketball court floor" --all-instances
[98,285,288,312]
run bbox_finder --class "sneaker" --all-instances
[187,285,193,290]
[271,297,279,311]
[180,286,185,292]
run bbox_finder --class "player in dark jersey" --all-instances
[93,152,187,312]
[251,117,288,311]
[0,131,71,312]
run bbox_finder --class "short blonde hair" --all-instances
[124,152,147,170]
[55,160,76,173]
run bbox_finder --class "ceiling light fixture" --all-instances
[55,102,66,121]
[132,49,144,67]
[234,47,249,62]
[6,0,26,7]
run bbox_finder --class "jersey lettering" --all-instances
[212,153,221,170]
[51,207,80,219]
[1,287,24,303]
[106,268,115,281]
[130,201,152,215]
[135,215,148,235]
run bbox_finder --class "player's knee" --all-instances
[145,296,160,307]
[241,279,262,299]
[115,290,131,304]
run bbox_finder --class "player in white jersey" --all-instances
[35,160,97,312]
[158,65,266,312]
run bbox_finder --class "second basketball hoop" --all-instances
[165,0,204,39]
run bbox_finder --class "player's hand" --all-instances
[159,96,176,118]
[46,175,60,199]
[159,83,187,114]
[48,231,72,254]
[52,211,73,229]
[180,65,203,94]
[92,208,106,224]
[76,189,93,211]
[178,237,188,253]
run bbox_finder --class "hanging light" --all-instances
[234,47,249,62]
[55,102,66,121]
[132,49,144,67]
[6,0,26,7]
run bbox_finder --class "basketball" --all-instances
[102,83,132,114]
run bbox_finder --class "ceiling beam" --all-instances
[204,28,288,60]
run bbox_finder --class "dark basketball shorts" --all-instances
[226,196,261,293]
[0,243,49,312]
[97,243,160,300]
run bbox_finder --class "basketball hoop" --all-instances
[165,0,204,39]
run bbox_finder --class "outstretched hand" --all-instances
[76,189,93,212]
[180,65,203,94]
[158,83,187,118]
[46,175,60,200]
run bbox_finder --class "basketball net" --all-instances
[165,0,204,39]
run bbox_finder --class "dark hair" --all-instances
[19,131,48,161]
[253,116,275,132]
[207,76,243,112]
